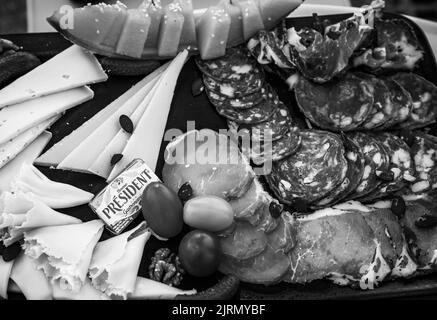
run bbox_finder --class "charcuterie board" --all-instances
[4,7,437,299]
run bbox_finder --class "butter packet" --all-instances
[89,159,160,234]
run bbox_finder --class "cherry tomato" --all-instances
[178,230,221,277]
[141,182,183,238]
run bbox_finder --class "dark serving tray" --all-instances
[2,10,437,300]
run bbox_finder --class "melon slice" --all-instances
[100,4,128,48]
[197,1,231,60]
[235,0,265,40]
[140,0,164,50]
[68,4,122,45]
[157,3,185,57]
[175,0,197,47]
[116,9,151,58]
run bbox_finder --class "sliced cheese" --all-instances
[0,87,93,144]
[57,71,163,173]
[88,72,163,178]
[35,64,167,167]
[108,50,188,180]
[0,116,59,170]
[0,45,107,108]
[0,131,51,193]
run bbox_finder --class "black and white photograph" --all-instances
[1,0,437,309]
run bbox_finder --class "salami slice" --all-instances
[228,104,293,142]
[360,133,416,202]
[347,132,391,199]
[240,127,302,165]
[266,130,348,205]
[215,87,279,124]
[206,85,266,109]
[295,73,374,131]
[391,73,437,129]
[409,132,437,194]
[313,135,365,208]
[355,73,394,130]
[377,78,413,129]
[202,73,264,97]
[195,46,262,82]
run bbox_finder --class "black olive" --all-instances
[119,114,134,134]
[391,196,406,218]
[178,182,193,202]
[110,154,123,166]
[191,78,204,97]
[0,242,5,256]
[379,171,395,182]
[269,201,283,219]
[2,242,21,262]
[415,214,437,229]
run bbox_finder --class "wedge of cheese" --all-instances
[0,87,93,145]
[0,116,59,170]
[35,64,167,167]
[0,131,51,193]
[57,70,163,173]
[0,45,107,108]
[88,72,163,178]
[108,50,188,180]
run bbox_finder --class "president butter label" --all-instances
[89,159,160,234]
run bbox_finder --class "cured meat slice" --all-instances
[354,18,424,72]
[347,132,391,200]
[219,221,267,261]
[377,78,412,129]
[401,201,437,269]
[266,130,348,205]
[295,73,374,131]
[313,135,365,208]
[362,133,416,201]
[214,87,279,124]
[195,46,262,82]
[202,73,264,97]
[266,212,296,254]
[228,179,266,222]
[162,129,255,200]
[227,104,293,142]
[206,85,265,109]
[355,73,394,130]
[219,244,290,285]
[391,73,437,129]
[240,128,301,165]
[409,132,437,194]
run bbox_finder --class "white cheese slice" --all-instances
[0,86,93,144]
[0,45,107,108]
[0,116,59,170]
[88,75,162,179]
[108,50,188,180]
[35,63,168,167]
[57,71,162,173]
[0,131,51,193]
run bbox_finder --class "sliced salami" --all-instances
[195,46,262,82]
[347,132,391,199]
[215,88,279,124]
[313,135,365,208]
[409,132,437,194]
[295,73,374,131]
[355,73,395,130]
[202,73,264,97]
[266,130,348,205]
[391,73,437,129]
[227,104,293,142]
[206,85,266,109]
[240,127,302,165]
[360,133,416,202]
